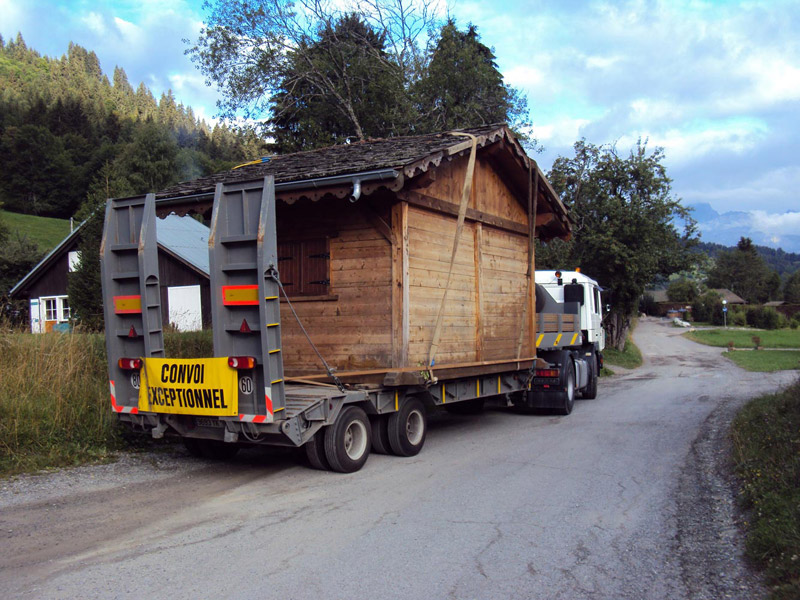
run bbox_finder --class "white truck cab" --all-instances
[536,270,605,352]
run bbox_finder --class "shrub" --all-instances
[729,310,747,327]
[746,306,783,330]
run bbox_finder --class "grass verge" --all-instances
[601,335,643,375]
[0,329,214,478]
[686,328,800,349]
[725,351,800,373]
[731,381,800,599]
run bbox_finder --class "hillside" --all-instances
[0,210,70,253]
[694,241,800,279]
[0,34,266,221]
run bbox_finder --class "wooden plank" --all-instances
[287,357,540,385]
[399,190,529,236]
[474,222,484,361]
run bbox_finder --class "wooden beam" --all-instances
[391,201,409,368]
[364,201,396,246]
[474,222,484,361]
[398,190,528,236]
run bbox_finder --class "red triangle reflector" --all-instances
[128,326,137,338]
[239,319,252,334]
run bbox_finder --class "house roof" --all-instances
[155,214,210,275]
[10,214,210,298]
[156,123,571,240]
[711,289,746,304]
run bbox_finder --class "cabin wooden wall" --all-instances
[276,198,393,376]
[402,155,534,368]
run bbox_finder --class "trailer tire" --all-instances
[388,398,427,457]
[557,357,576,416]
[184,438,240,460]
[324,406,371,473]
[370,415,392,454]
[582,351,598,400]
[305,429,330,470]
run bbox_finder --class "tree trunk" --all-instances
[606,311,631,351]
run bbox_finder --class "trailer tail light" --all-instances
[228,356,256,369]
[536,368,560,378]
[118,358,142,370]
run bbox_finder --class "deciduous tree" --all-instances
[541,140,696,349]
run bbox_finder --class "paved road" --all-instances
[1,318,796,599]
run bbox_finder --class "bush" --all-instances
[691,291,722,323]
[746,305,784,330]
[729,310,747,326]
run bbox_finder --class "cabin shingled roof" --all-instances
[160,123,524,199]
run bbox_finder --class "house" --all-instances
[10,214,211,333]
[154,123,572,377]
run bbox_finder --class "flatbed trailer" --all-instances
[102,148,593,473]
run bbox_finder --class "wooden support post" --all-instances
[474,222,484,361]
[391,201,409,367]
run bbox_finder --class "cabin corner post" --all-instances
[474,222,484,361]
[391,201,410,368]
[529,163,540,357]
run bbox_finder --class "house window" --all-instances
[44,298,58,321]
[42,296,70,322]
[68,251,81,273]
[277,238,330,297]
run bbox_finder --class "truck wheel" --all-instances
[305,429,330,470]
[582,352,598,400]
[184,438,240,460]
[444,398,485,415]
[370,415,392,454]
[557,358,576,416]
[388,398,427,457]
[324,406,371,473]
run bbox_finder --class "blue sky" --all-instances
[2,0,799,246]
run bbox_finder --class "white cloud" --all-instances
[749,211,800,237]
[81,12,107,36]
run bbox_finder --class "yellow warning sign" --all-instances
[138,357,239,416]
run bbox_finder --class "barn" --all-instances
[155,123,572,379]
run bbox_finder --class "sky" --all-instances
[2,0,799,246]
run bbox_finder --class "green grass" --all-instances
[732,381,800,599]
[0,328,214,478]
[725,351,800,372]
[0,209,71,253]
[602,336,643,372]
[685,328,800,349]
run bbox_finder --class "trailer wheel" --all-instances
[305,428,330,470]
[184,438,240,460]
[582,351,598,400]
[388,398,427,457]
[370,415,392,454]
[557,358,576,416]
[324,406,371,473]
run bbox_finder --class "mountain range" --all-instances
[686,202,800,253]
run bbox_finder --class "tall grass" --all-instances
[0,330,118,476]
[0,326,214,477]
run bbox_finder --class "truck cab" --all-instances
[536,270,605,353]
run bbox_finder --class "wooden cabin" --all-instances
[157,124,571,378]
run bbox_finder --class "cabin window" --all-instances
[277,238,331,297]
